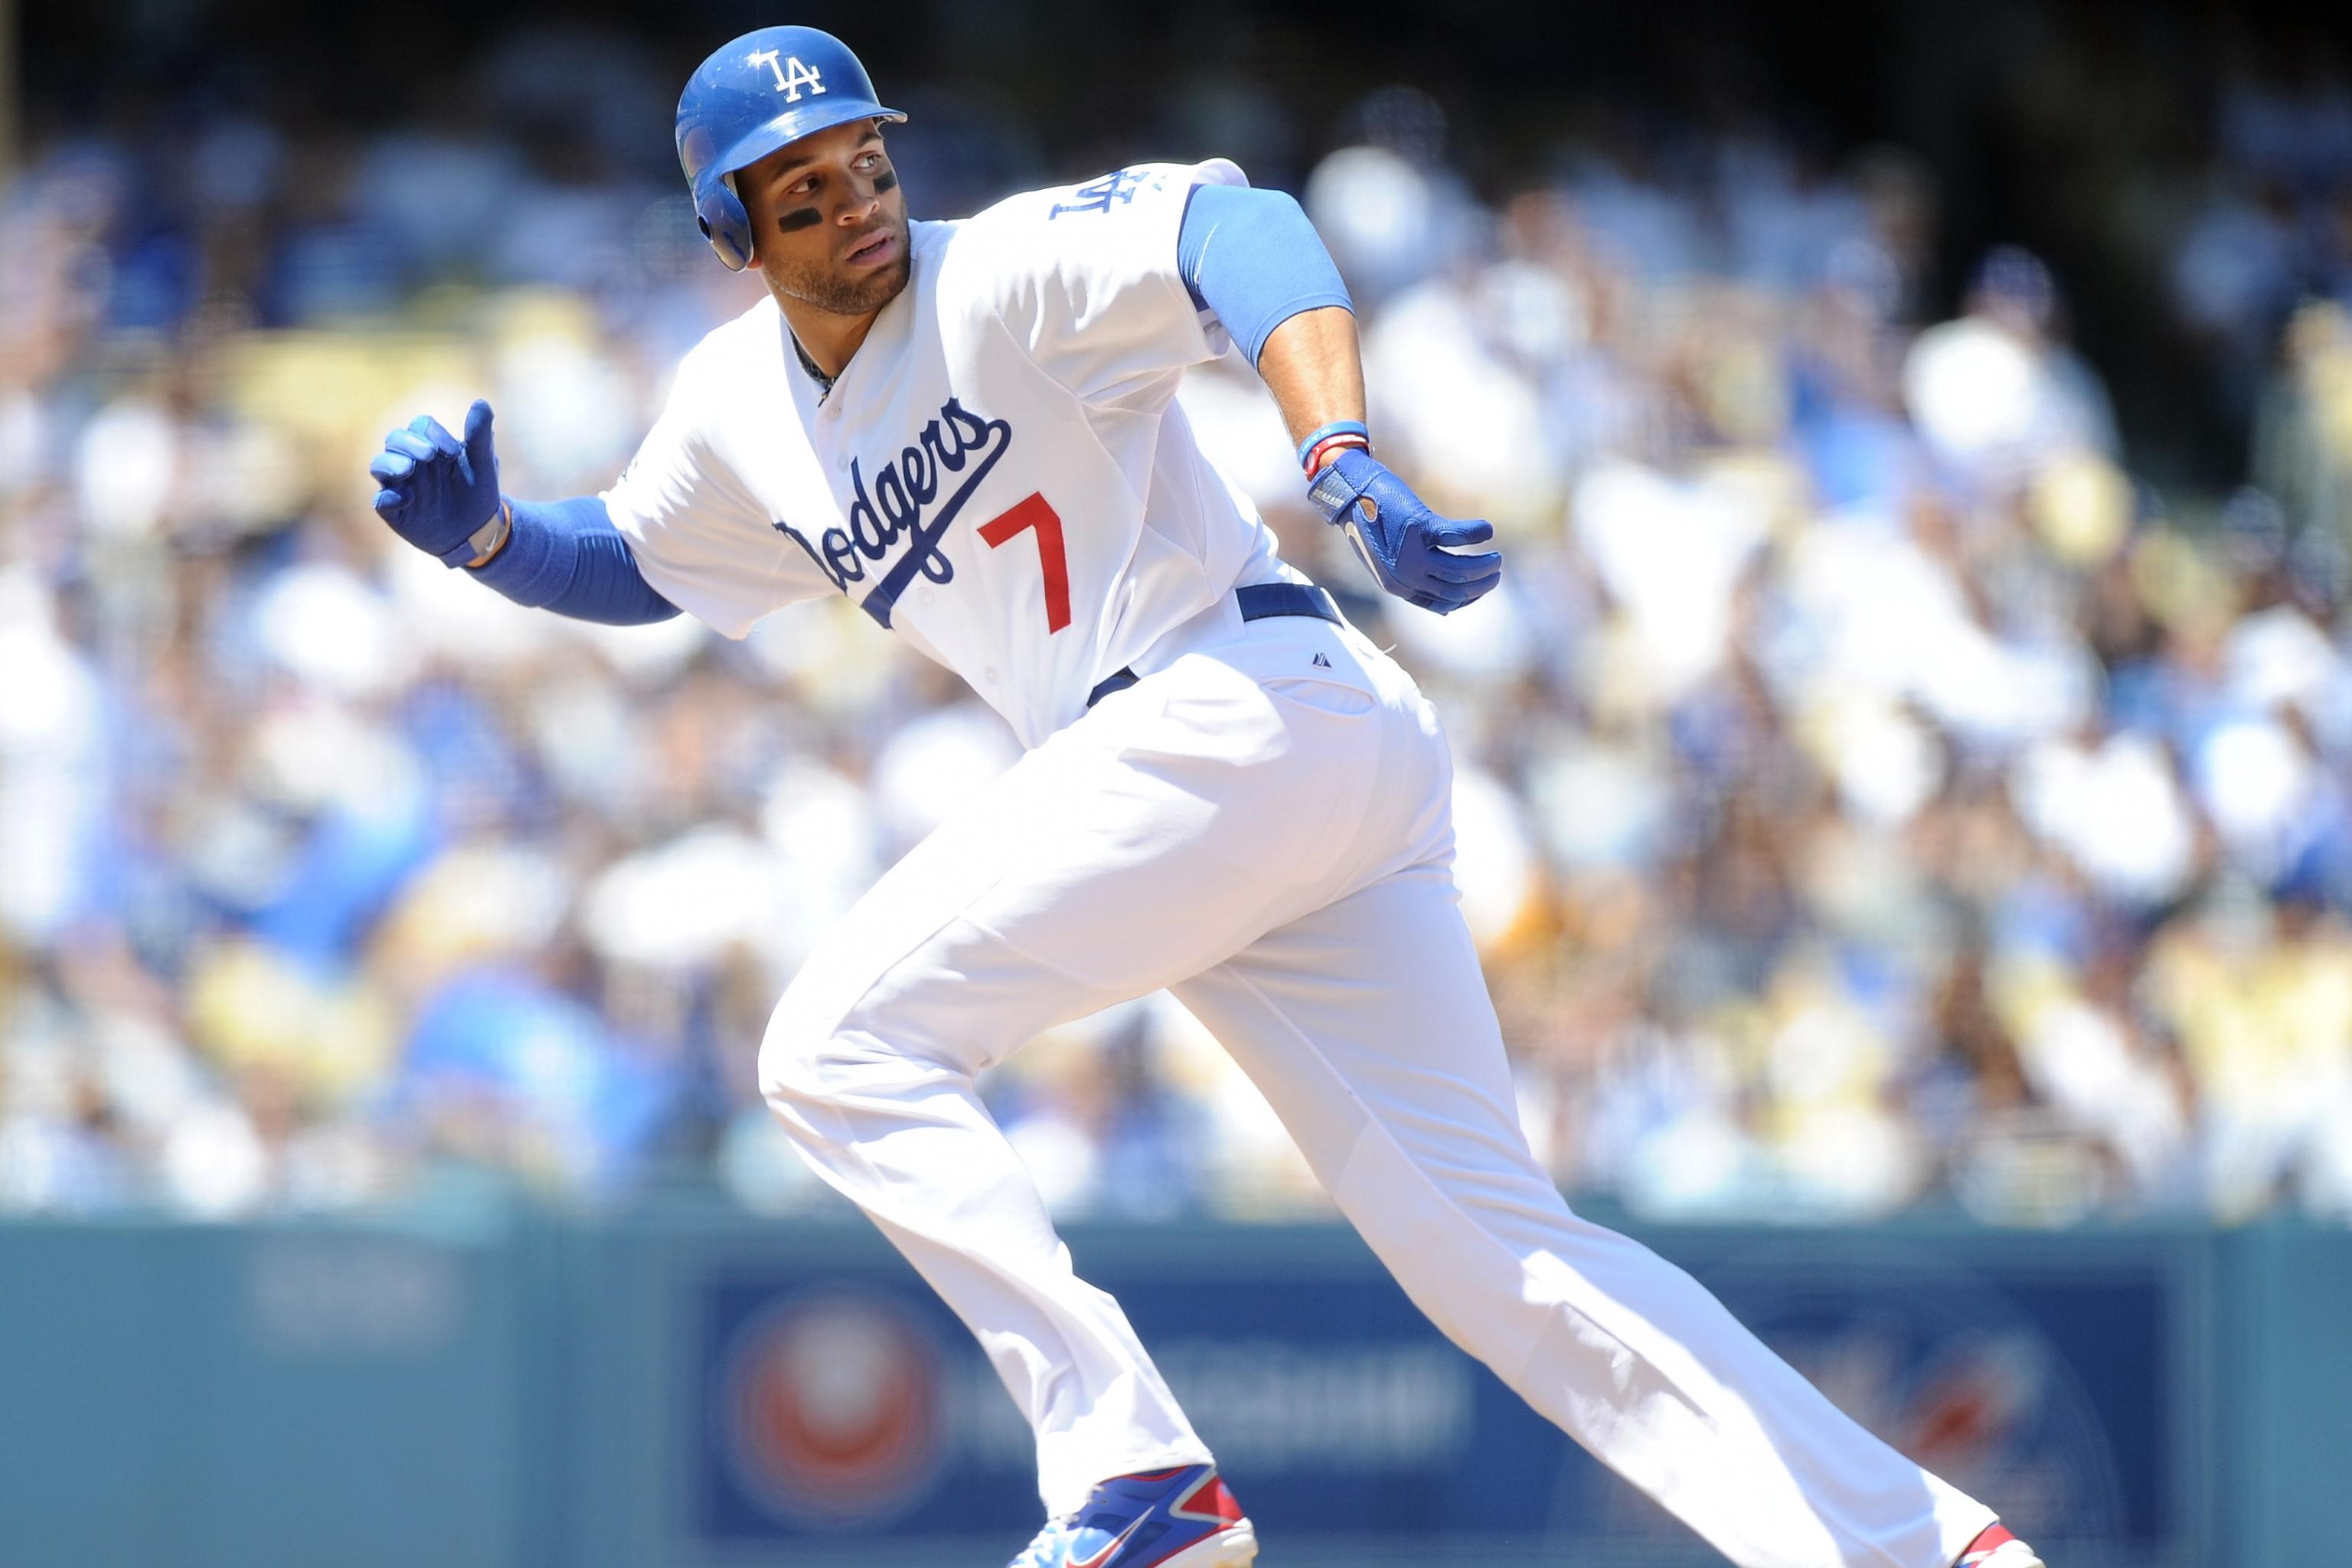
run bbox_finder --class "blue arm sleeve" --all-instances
[1177,182,1354,366]
[467,495,681,626]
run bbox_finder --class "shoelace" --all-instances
[1010,1517,1081,1568]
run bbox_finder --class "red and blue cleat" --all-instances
[1007,1464,1257,1568]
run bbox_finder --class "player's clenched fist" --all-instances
[368,399,504,567]
[1307,448,1502,615]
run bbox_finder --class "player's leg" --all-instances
[763,926,1200,1521]
[756,616,1402,1520]
[1170,865,2001,1568]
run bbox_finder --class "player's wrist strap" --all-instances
[465,501,513,568]
[1307,458,1361,521]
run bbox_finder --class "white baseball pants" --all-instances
[757,598,1997,1567]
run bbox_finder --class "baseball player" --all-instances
[367,26,2047,1568]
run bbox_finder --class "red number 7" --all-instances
[978,492,1070,634]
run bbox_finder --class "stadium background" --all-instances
[2,0,2349,1563]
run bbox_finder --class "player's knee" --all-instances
[756,991,841,1111]
[754,989,918,1109]
[758,988,970,1116]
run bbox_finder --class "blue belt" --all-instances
[1086,582,1341,708]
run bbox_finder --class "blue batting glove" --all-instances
[1306,448,1501,614]
[368,399,502,567]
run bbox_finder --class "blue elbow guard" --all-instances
[1177,182,1353,364]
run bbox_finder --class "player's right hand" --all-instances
[1306,448,1502,615]
[368,399,503,567]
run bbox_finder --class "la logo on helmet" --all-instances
[747,50,827,101]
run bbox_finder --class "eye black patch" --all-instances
[873,170,898,195]
[774,207,822,234]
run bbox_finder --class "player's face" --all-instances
[737,121,910,317]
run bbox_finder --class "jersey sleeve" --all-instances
[961,158,1252,403]
[600,345,827,639]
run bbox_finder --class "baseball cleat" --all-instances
[1007,1464,1257,1568]
[1956,1524,2046,1568]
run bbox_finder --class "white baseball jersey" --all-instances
[604,158,1294,748]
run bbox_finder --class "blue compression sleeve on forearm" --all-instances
[1177,182,1354,365]
[468,495,681,626]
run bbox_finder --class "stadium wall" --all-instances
[0,1210,2341,1568]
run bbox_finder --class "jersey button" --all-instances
[983,666,998,684]
[919,588,935,605]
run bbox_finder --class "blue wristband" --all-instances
[1294,420,1370,469]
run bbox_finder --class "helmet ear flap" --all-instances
[697,178,754,271]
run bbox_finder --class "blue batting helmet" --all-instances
[675,27,906,272]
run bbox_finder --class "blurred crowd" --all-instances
[3,28,2351,1227]
[2170,48,2352,466]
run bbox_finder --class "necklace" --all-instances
[790,332,836,400]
